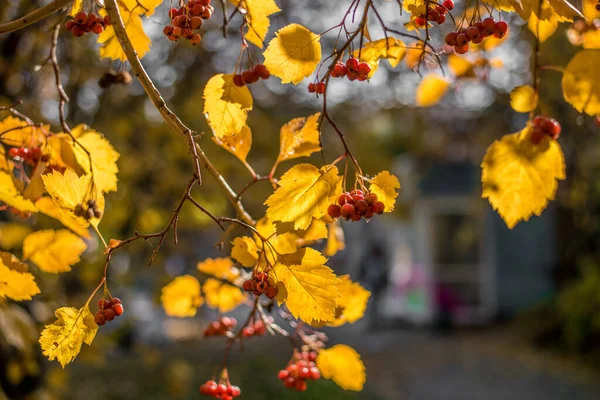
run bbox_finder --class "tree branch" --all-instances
[104,0,254,225]
[0,0,73,35]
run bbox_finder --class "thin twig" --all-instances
[0,0,73,35]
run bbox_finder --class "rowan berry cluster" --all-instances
[199,381,241,399]
[241,318,272,338]
[242,272,278,298]
[331,57,372,81]
[163,0,214,45]
[444,18,508,54]
[94,298,124,326]
[530,116,561,144]
[98,70,132,88]
[74,199,102,220]
[327,189,385,221]
[65,12,111,37]
[203,316,237,337]
[8,147,42,165]
[277,351,321,392]
[232,64,270,87]
[415,0,454,26]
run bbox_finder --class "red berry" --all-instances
[265,286,278,299]
[357,62,371,76]
[190,33,202,45]
[308,83,316,93]
[340,204,355,220]
[454,43,469,54]
[230,386,241,397]
[172,27,183,38]
[104,308,116,321]
[284,377,296,388]
[466,26,481,41]
[241,70,254,84]
[331,62,347,77]
[103,15,111,26]
[308,352,317,362]
[345,57,359,72]
[242,326,255,337]
[328,204,341,218]
[350,189,364,197]
[315,82,325,94]
[256,272,268,282]
[169,8,180,18]
[298,367,311,379]
[372,201,385,214]
[443,0,454,10]
[173,15,188,28]
[436,5,447,15]
[294,380,307,391]
[482,17,496,34]
[71,26,85,37]
[112,297,121,304]
[337,192,353,205]
[233,74,245,87]
[254,64,270,79]
[278,370,289,380]
[242,279,252,291]
[428,10,440,21]
[495,21,508,35]
[346,70,358,81]
[112,303,124,316]
[163,26,174,36]
[190,16,203,29]
[216,384,228,395]
[415,16,427,26]
[445,32,458,46]
[365,192,378,205]
[94,312,106,326]
[65,20,76,31]
[254,320,266,335]
[310,367,321,380]
[256,281,268,293]
[437,14,446,24]
[8,148,19,158]
[92,23,104,34]
[74,12,87,24]
[355,200,369,215]
[200,5,214,19]
[98,299,109,310]
[456,33,468,46]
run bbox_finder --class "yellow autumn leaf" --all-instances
[510,85,539,113]
[204,74,254,139]
[39,306,98,368]
[582,29,600,50]
[317,345,366,391]
[202,278,245,313]
[69,0,83,16]
[517,0,579,22]
[369,171,400,212]
[562,50,600,116]
[231,237,259,267]
[416,75,450,107]
[482,128,566,229]
[277,113,321,163]
[324,221,345,257]
[69,125,120,193]
[263,24,322,84]
[448,54,475,78]
[272,248,340,324]
[583,0,600,19]
[254,217,299,263]
[35,197,90,238]
[0,223,32,250]
[481,0,518,12]
[22,230,87,274]
[296,218,328,242]
[0,169,38,213]
[328,275,370,327]
[97,9,150,61]
[353,37,406,78]
[0,252,40,301]
[405,42,425,70]
[160,275,203,317]
[528,11,559,42]
[197,257,240,281]
[46,134,86,174]
[231,0,281,48]
[41,169,104,227]
[0,116,47,148]
[212,125,252,163]
[265,164,340,231]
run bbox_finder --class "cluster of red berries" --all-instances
[327,189,385,221]
[199,381,241,399]
[307,81,326,94]
[331,57,372,81]
[203,316,237,337]
[241,318,271,338]
[242,272,278,299]
[74,199,103,220]
[94,298,124,326]
[232,64,270,87]
[530,116,561,144]
[8,147,43,165]
[415,0,454,26]
[66,12,111,37]
[277,351,321,392]
[445,18,508,54]
[163,0,214,45]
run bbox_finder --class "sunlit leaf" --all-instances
[0,170,38,213]
[0,252,40,301]
[23,229,87,274]
[230,0,281,48]
[317,345,366,391]
[263,24,322,84]
[353,37,407,78]
[35,197,90,238]
[0,223,32,250]
[160,275,203,317]
[212,125,252,163]
[481,127,566,228]
[204,74,253,138]
[197,257,240,282]
[39,306,98,368]
[97,8,150,61]
[583,0,600,19]
[328,275,370,327]
[448,54,475,78]
[202,278,245,313]
[510,85,539,113]
[528,10,559,42]
[562,50,600,116]
[415,75,450,107]
[277,113,321,163]
[368,171,400,212]
[324,221,345,257]
[231,237,259,267]
[0,116,47,148]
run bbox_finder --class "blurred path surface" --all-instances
[332,325,600,400]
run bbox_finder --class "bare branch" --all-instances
[0,0,73,35]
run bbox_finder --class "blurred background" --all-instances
[1,0,600,399]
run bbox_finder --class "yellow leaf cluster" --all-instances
[204,74,254,139]
[263,24,322,84]
[197,257,240,281]
[562,50,600,116]
[212,125,252,163]
[39,306,98,368]
[317,345,366,391]
[160,275,203,317]
[231,237,259,267]
[0,116,47,148]
[416,75,450,107]
[0,252,40,301]
[510,85,539,113]
[23,230,87,274]
[231,0,281,48]
[368,171,400,212]
[35,197,90,238]
[482,128,566,228]
[324,221,345,257]
[265,164,340,231]
[271,248,340,324]
[353,38,407,78]
[328,275,371,327]
[277,113,321,163]
[202,278,245,313]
